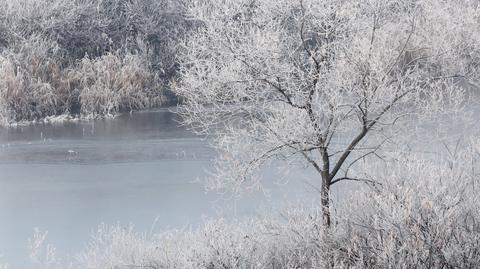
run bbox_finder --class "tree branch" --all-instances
[330,176,381,186]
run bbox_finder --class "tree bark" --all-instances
[320,147,332,228]
[321,175,331,228]
[321,154,331,227]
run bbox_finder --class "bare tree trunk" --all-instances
[321,171,331,228]
[321,172,335,268]
[320,147,332,228]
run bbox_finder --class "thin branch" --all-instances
[247,142,299,168]
[262,78,305,109]
[330,176,381,186]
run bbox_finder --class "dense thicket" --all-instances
[0,0,188,124]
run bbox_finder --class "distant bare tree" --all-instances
[174,0,480,226]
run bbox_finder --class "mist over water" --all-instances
[0,109,319,267]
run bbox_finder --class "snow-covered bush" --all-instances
[0,35,165,123]
[73,214,330,269]
[59,141,477,268]
[19,140,472,268]
[334,149,480,268]
[25,149,480,269]
[17,140,480,269]
[0,0,189,123]
[0,0,188,65]
[28,228,64,269]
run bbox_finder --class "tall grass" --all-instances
[0,0,188,124]
[73,52,163,117]
[0,36,71,123]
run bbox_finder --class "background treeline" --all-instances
[0,0,189,124]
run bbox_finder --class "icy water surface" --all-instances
[0,100,477,267]
[0,109,319,267]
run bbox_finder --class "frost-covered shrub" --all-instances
[28,228,63,269]
[0,0,188,66]
[72,52,163,117]
[20,141,480,268]
[0,23,8,52]
[46,0,188,67]
[0,36,72,123]
[74,215,332,269]
[0,0,188,123]
[335,149,480,268]
[26,186,479,269]
[65,142,480,269]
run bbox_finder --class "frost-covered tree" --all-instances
[174,0,480,227]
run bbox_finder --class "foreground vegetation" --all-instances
[0,0,188,124]
[1,0,478,268]
[21,141,480,268]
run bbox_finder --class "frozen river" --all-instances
[0,109,319,267]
